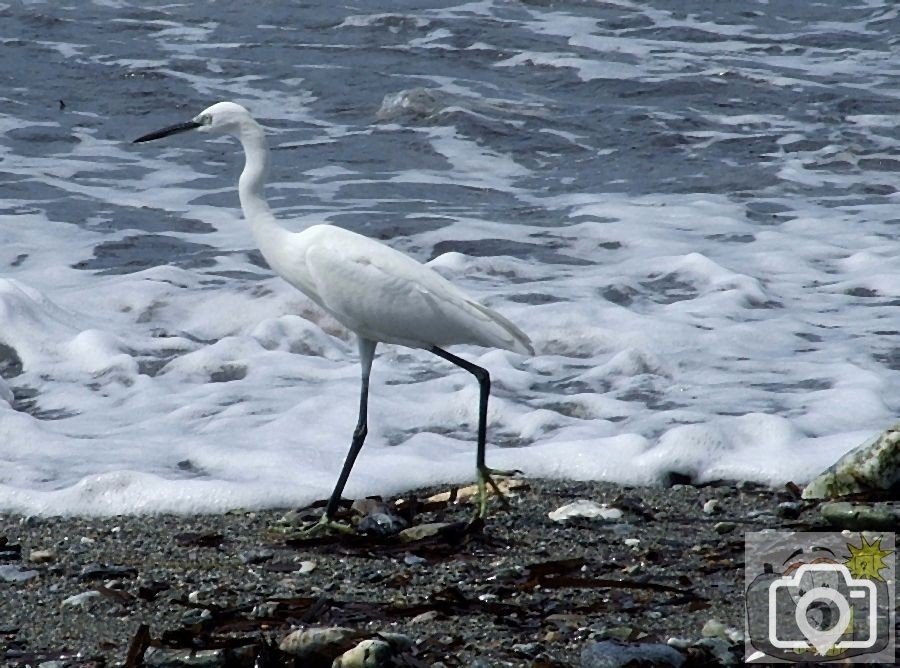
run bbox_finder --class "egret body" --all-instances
[134,102,533,527]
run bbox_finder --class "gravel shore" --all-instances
[0,478,817,666]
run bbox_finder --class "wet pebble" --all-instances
[714,521,736,534]
[581,640,685,667]
[238,548,274,564]
[702,499,720,514]
[0,565,38,583]
[352,499,410,536]
[398,522,449,542]
[79,563,137,581]
[548,500,623,522]
[28,548,56,563]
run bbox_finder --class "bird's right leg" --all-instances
[296,338,376,537]
[431,347,520,519]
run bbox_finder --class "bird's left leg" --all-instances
[431,347,519,519]
[296,338,377,537]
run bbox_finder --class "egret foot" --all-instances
[475,466,522,519]
[272,513,355,539]
[296,515,356,537]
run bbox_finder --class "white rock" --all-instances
[623,538,641,547]
[702,499,720,514]
[299,560,317,574]
[548,500,623,522]
[62,591,101,608]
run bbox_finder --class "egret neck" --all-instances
[236,120,293,272]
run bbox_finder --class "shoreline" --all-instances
[1,478,821,666]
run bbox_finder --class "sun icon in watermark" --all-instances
[844,535,893,583]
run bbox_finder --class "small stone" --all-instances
[691,637,736,667]
[548,500,623,522]
[29,548,56,563]
[144,648,226,667]
[666,637,691,649]
[702,499,720,514]
[725,627,745,644]
[714,521,736,534]
[403,553,426,566]
[79,563,138,580]
[251,601,279,618]
[511,642,540,657]
[298,560,317,574]
[599,626,634,641]
[398,522,450,542]
[701,619,726,638]
[0,565,38,583]
[180,608,212,625]
[61,591,101,608]
[239,548,274,565]
[410,610,439,624]
[357,512,408,536]
[332,638,393,668]
[776,501,801,519]
[623,538,640,547]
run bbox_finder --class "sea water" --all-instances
[0,0,898,514]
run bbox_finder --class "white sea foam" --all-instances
[0,0,897,514]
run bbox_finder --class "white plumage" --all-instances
[135,101,533,528]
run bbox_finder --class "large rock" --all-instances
[279,627,361,667]
[803,424,900,499]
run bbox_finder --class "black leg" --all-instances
[324,338,376,519]
[431,346,517,517]
[431,346,490,469]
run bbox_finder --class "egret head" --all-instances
[133,101,253,144]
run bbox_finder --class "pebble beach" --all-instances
[1,478,821,667]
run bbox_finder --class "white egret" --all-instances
[134,102,534,531]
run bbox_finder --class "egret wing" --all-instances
[303,230,531,353]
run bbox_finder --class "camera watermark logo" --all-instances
[745,532,895,663]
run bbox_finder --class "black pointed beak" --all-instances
[133,120,203,144]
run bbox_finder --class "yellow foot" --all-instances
[272,513,355,538]
[475,466,522,519]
